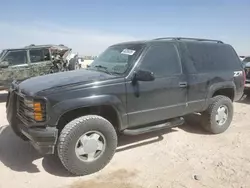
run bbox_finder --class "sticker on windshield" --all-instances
[121,49,136,55]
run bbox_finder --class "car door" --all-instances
[28,48,53,77]
[0,50,30,89]
[126,42,187,127]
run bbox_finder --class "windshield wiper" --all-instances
[93,65,112,75]
[94,65,108,69]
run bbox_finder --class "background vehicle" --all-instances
[241,56,250,93]
[0,44,80,90]
[6,37,245,176]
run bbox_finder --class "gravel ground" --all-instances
[1,90,250,188]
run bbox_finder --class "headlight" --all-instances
[23,98,46,122]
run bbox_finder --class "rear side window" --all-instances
[140,42,181,77]
[29,48,50,63]
[185,42,240,72]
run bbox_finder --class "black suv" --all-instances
[6,37,245,176]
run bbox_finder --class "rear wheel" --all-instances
[57,115,117,176]
[201,95,233,134]
[68,58,80,70]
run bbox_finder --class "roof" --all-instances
[110,40,148,46]
[152,37,224,44]
[111,37,225,47]
[2,44,70,51]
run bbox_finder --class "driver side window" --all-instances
[3,50,28,66]
[140,43,181,78]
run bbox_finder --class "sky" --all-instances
[0,0,249,56]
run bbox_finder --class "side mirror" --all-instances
[134,69,155,82]
[0,61,9,68]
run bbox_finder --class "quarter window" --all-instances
[29,49,50,63]
[185,43,240,72]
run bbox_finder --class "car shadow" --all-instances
[0,123,178,177]
[42,128,177,177]
[0,125,41,173]
[180,114,211,135]
[117,128,176,152]
[0,116,208,178]
[236,94,250,104]
[0,92,8,103]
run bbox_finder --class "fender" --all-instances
[204,81,236,109]
[206,81,236,98]
[48,95,127,130]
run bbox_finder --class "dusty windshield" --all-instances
[243,57,250,63]
[88,43,145,75]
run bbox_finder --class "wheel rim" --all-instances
[215,105,228,126]
[75,63,80,70]
[75,131,106,162]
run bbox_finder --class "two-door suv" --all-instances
[6,37,245,176]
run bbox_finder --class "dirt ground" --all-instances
[1,90,250,188]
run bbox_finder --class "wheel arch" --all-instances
[49,95,127,132]
[203,81,236,111]
[207,81,236,101]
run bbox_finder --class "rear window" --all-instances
[185,42,240,73]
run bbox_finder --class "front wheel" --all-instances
[57,115,117,176]
[201,95,233,134]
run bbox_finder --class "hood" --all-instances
[18,69,116,96]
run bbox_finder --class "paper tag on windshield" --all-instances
[121,49,135,55]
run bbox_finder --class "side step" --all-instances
[122,117,185,136]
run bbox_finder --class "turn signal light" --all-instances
[34,112,43,121]
[33,102,42,112]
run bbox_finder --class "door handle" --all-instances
[179,82,187,88]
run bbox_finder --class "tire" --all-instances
[49,65,60,73]
[68,58,80,70]
[57,115,117,176]
[201,95,233,134]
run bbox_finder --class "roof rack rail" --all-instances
[153,37,224,44]
[153,37,175,41]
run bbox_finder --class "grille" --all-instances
[17,94,46,124]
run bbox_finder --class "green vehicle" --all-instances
[0,44,80,91]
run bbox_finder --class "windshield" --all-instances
[243,57,250,63]
[88,43,145,75]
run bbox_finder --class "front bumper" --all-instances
[6,84,58,155]
[18,124,58,155]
